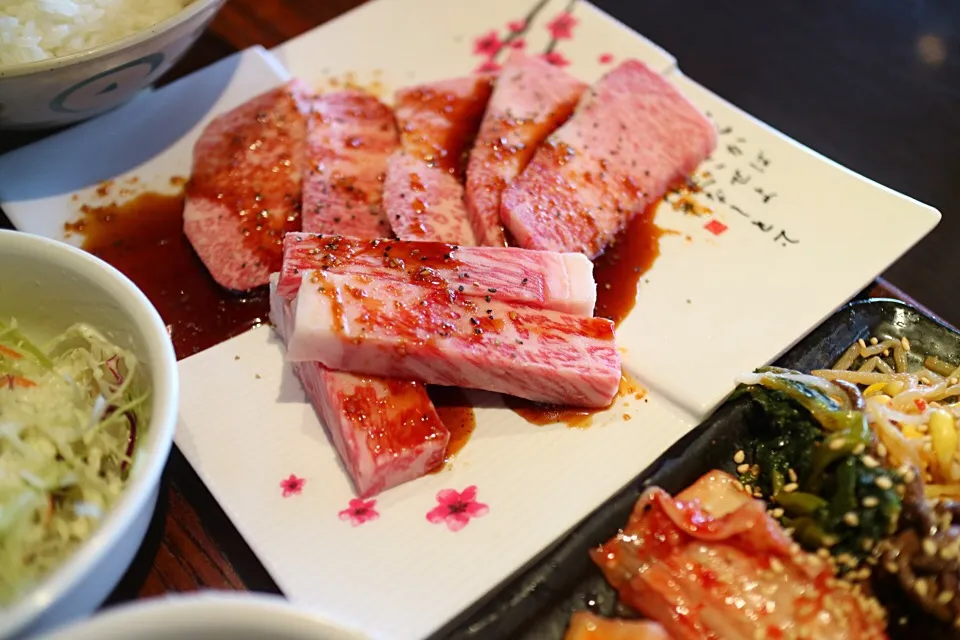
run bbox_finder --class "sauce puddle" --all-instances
[593,203,666,327]
[506,375,646,428]
[428,387,477,469]
[66,190,269,360]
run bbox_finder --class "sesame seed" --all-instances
[822,535,838,547]
[939,590,955,605]
[754,488,763,497]
[858,338,867,349]
[951,377,958,386]
[737,463,750,474]
[923,538,938,556]
[743,483,753,494]
[783,482,799,493]
[852,443,865,455]
[862,496,879,508]
[903,469,916,483]
[771,508,784,518]
[941,545,959,560]
[844,512,860,527]
[862,455,880,469]
[733,450,745,464]
[877,443,888,457]
[883,350,890,357]
[788,468,798,483]
[875,476,893,490]
[921,376,932,385]
[861,539,874,551]
[829,438,846,451]
[870,337,879,345]
[916,579,929,598]
[902,336,911,352]
[885,561,899,574]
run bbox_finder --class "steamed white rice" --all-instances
[0,0,189,66]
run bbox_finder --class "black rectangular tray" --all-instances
[433,299,960,640]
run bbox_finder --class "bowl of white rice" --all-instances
[0,0,226,130]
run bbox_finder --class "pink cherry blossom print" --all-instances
[510,39,527,50]
[280,474,305,498]
[338,498,379,526]
[426,485,489,532]
[546,12,578,40]
[599,53,614,64]
[540,51,571,67]
[475,59,502,74]
[508,19,527,33]
[473,30,503,57]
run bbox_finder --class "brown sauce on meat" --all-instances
[507,375,645,428]
[65,190,269,360]
[399,78,492,178]
[428,386,477,468]
[593,203,666,327]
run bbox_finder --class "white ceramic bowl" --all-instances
[0,0,226,130]
[36,593,366,640]
[0,229,179,638]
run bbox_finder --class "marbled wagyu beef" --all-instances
[283,271,621,407]
[384,75,493,245]
[184,80,312,291]
[268,89,452,498]
[302,91,398,236]
[277,233,596,316]
[466,51,586,246]
[500,60,716,258]
[270,279,449,498]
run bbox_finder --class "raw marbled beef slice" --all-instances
[284,271,621,407]
[501,60,716,257]
[384,75,493,244]
[303,91,398,237]
[184,80,312,291]
[465,51,586,246]
[270,276,449,497]
[278,232,596,316]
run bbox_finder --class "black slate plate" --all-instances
[433,299,960,640]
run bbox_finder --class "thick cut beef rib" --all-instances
[278,233,596,316]
[384,75,493,245]
[303,91,398,236]
[283,271,621,407]
[500,60,716,257]
[465,51,586,246]
[270,277,449,497]
[184,80,312,291]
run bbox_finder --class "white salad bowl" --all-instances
[0,229,179,638]
[36,592,367,640]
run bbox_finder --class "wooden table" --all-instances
[1,0,955,611]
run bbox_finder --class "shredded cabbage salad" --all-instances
[0,319,148,605]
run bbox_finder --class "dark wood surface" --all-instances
[1,0,957,610]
